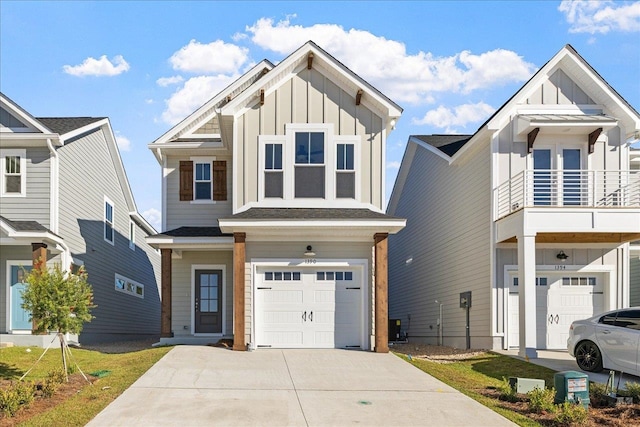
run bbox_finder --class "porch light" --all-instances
[556,250,569,262]
[304,245,315,257]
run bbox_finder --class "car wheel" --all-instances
[575,340,603,372]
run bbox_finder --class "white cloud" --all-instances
[386,161,401,170]
[412,102,496,131]
[245,17,536,104]
[142,208,162,231]
[115,131,132,151]
[156,75,184,87]
[169,39,250,74]
[63,55,130,77]
[559,0,640,34]
[162,75,238,124]
[145,98,154,104]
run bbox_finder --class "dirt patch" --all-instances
[0,374,95,426]
[390,342,485,362]
[78,338,159,354]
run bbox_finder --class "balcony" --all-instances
[496,170,640,219]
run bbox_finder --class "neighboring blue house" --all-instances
[0,93,161,346]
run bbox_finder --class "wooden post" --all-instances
[31,243,47,333]
[160,249,173,338]
[233,233,246,351]
[374,233,389,353]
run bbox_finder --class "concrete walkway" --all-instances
[495,349,640,387]
[88,346,516,427]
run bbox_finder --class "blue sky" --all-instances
[2,1,639,231]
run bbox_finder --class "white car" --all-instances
[567,307,640,376]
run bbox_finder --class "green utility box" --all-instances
[509,377,545,394]
[554,371,590,408]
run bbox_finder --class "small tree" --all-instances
[21,261,96,379]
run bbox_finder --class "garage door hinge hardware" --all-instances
[346,287,361,290]
[257,287,272,290]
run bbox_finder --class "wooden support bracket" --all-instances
[307,52,314,70]
[588,128,602,154]
[356,89,363,106]
[527,128,540,154]
[260,89,264,106]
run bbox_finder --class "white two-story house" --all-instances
[1,93,161,346]
[147,42,405,351]
[387,45,640,358]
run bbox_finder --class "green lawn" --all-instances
[1,344,172,426]
[396,352,558,427]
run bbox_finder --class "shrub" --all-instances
[0,381,36,417]
[624,382,640,404]
[588,381,609,407]
[555,401,588,426]
[528,386,556,414]
[47,368,67,385]
[497,377,520,402]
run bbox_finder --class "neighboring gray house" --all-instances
[0,93,161,346]
[387,45,640,358]
[147,41,405,352]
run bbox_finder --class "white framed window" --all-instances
[257,124,361,205]
[190,156,217,203]
[115,273,144,298]
[129,219,135,250]
[0,149,26,197]
[104,196,114,245]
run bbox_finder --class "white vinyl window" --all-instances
[129,219,135,250]
[194,162,212,200]
[1,149,26,196]
[264,143,283,198]
[115,273,144,298]
[294,131,325,198]
[104,197,114,244]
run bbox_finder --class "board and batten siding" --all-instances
[57,128,160,343]
[243,241,374,346]
[170,251,233,337]
[164,154,233,231]
[235,67,384,211]
[388,140,493,349]
[0,146,51,228]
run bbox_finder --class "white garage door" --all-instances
[255,268,363,349]
[508,273,605,350]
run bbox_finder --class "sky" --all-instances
[1,1,639,232]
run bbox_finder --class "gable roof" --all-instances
[220,41,402,120]
[37,117,106,135]
[1,92,56,135]
[412,135,473,157]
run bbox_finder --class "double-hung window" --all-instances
[104,197,114,244]
[1,149,26,196]
[336,143,355,198]
[195,162,212,200]
[264,143,283,198]
[294,132,325,198]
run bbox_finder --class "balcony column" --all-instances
[233,233,246,351]
[517,232,538,359]
[160,249,173,338]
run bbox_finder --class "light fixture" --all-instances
[304,245,315,257]
[556,250,569,262]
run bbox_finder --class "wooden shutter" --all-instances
[213,160,227,201]
[179,161,193,201]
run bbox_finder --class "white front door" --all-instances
[255,268,362,349]
[532,147,584,206]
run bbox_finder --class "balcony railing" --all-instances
[496,170,640,219]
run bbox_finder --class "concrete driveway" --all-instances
[88,346,515,426]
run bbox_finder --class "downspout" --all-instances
[46,138,71,268]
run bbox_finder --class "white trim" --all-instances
[129,219,135,251]
[191,264,226,336]
[0,149,27,197]
[46,138,59,234]
[162,157,167,232]
[104,196,115,245]
[6,260,32,333]
[250,258,369,350]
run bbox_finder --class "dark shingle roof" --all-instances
[413,135,473,157]
[1,215,49,232]
[222,208,401,220]
[153,226,231,238]
[36,117,105,135]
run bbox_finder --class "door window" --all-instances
[562,149,582,206]
[533,149,552,205]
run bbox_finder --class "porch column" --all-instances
[517,233,538,359]
[233,232,246,351]
[31,242,47,271]
[160,248,173,338]
[374,233,389,353]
